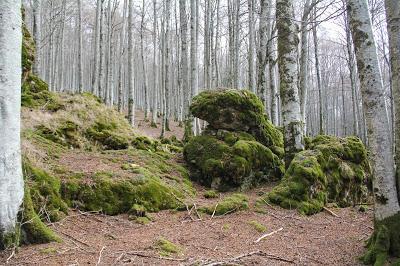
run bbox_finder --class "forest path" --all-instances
[0,185,371,265]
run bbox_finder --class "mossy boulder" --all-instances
[262,135,370,215]
[184,131,284,191]
[190,89,283,153]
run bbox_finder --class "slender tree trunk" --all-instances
[348,0,400,263]
[248,0,256,93]
[140,0,149,120]
[257,0,268,105]
[299,0,311,134]
[179,0,189,117]
[385,0,400,201]
[312,2,323,135]
[127,0,135,126]
[0,0,24,249]
[32,0,41,76]
[117,0,128,112]
[151,0,158,127]
[98,1,106,98]
[92,0,102,94]
[77,0,83,93]
[190,0,199,134]
[276,0,305,166]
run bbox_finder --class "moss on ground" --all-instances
[260,135,370,215]
[200,193,249,215]
[361,212,400,266]
[203,190,218,199]
[155,237,182,256]
[248,220,267,233]
[23,159,68,222]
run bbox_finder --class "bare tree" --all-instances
[127,0,135,126]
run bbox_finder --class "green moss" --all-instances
[190,89,284,150]
[20,185,61,245]
[261,135,370,215]
[134,216,151,225]
[40,247,58,254]
[23,159,68,222]
[200,193,249,215]
[86,119,131,150]
[248,220,267,233]
[0,230,20,250]
[204,190,218,199]
[361,212,400,266]
[184,134,284,191]
[155,237,182,256]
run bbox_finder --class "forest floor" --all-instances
[0,110,373,266]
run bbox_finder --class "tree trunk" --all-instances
[92,0,102,95]
[140,0,149,119]
[190,0,199,134]
[385,0,400,202]
[248,0,256,93]
[257,0,268,105]
[179,0,189,117]
[151,0,158,127]
[0,0,24,249]
[127,0,135,126]
[32,0,41,76]
[117,0,128,112]
[77,0,83,93]
[276,0,304,166]
[348,0,400,263]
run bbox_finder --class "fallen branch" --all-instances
[211,203,219,219]
[203,250,294,265]
[254,227,283,243]
[126,251,187,262]
[323,207,339,217]
[96,246,106,266]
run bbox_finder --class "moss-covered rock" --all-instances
[184,132,284,191]
[261,135,370,215]
[190,89,283,152]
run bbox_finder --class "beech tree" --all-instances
[276,0,305,165]
[0,0,24,250]
[347,0,400,263]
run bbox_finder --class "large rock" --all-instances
[190,89,284,156]
[261,135,371,215]
[184,89,284,191]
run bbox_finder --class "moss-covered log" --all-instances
[262,135,370,215]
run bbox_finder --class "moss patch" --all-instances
[261,135,370,215]
[361,212,400,266]
[204,190,218,199]
[155,237,182,256]
[248,220,267,233]
[200,193,249,215]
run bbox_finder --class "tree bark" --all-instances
[276,0,304,166]
[77,0,83,93]
[0,0,24,249]
[32,0,41,76]
[127,0,135,126]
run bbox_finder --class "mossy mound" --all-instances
[59,148,194,215]
[199,193,249,215]
[184,130,284,191]
[23,159,68,222]
[190,89,283,152]
[261,135,370,215]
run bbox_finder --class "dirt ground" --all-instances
[0,111,373,266]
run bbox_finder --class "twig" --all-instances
[96,246,106,266]
[193,203,202,220]
[6,247,16,264]
[126,251,187,262]
[211,203,219,219]
[58,230,91,247]
[254,227,283,243]
[203,250,294,265]
[323,207,339,217]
